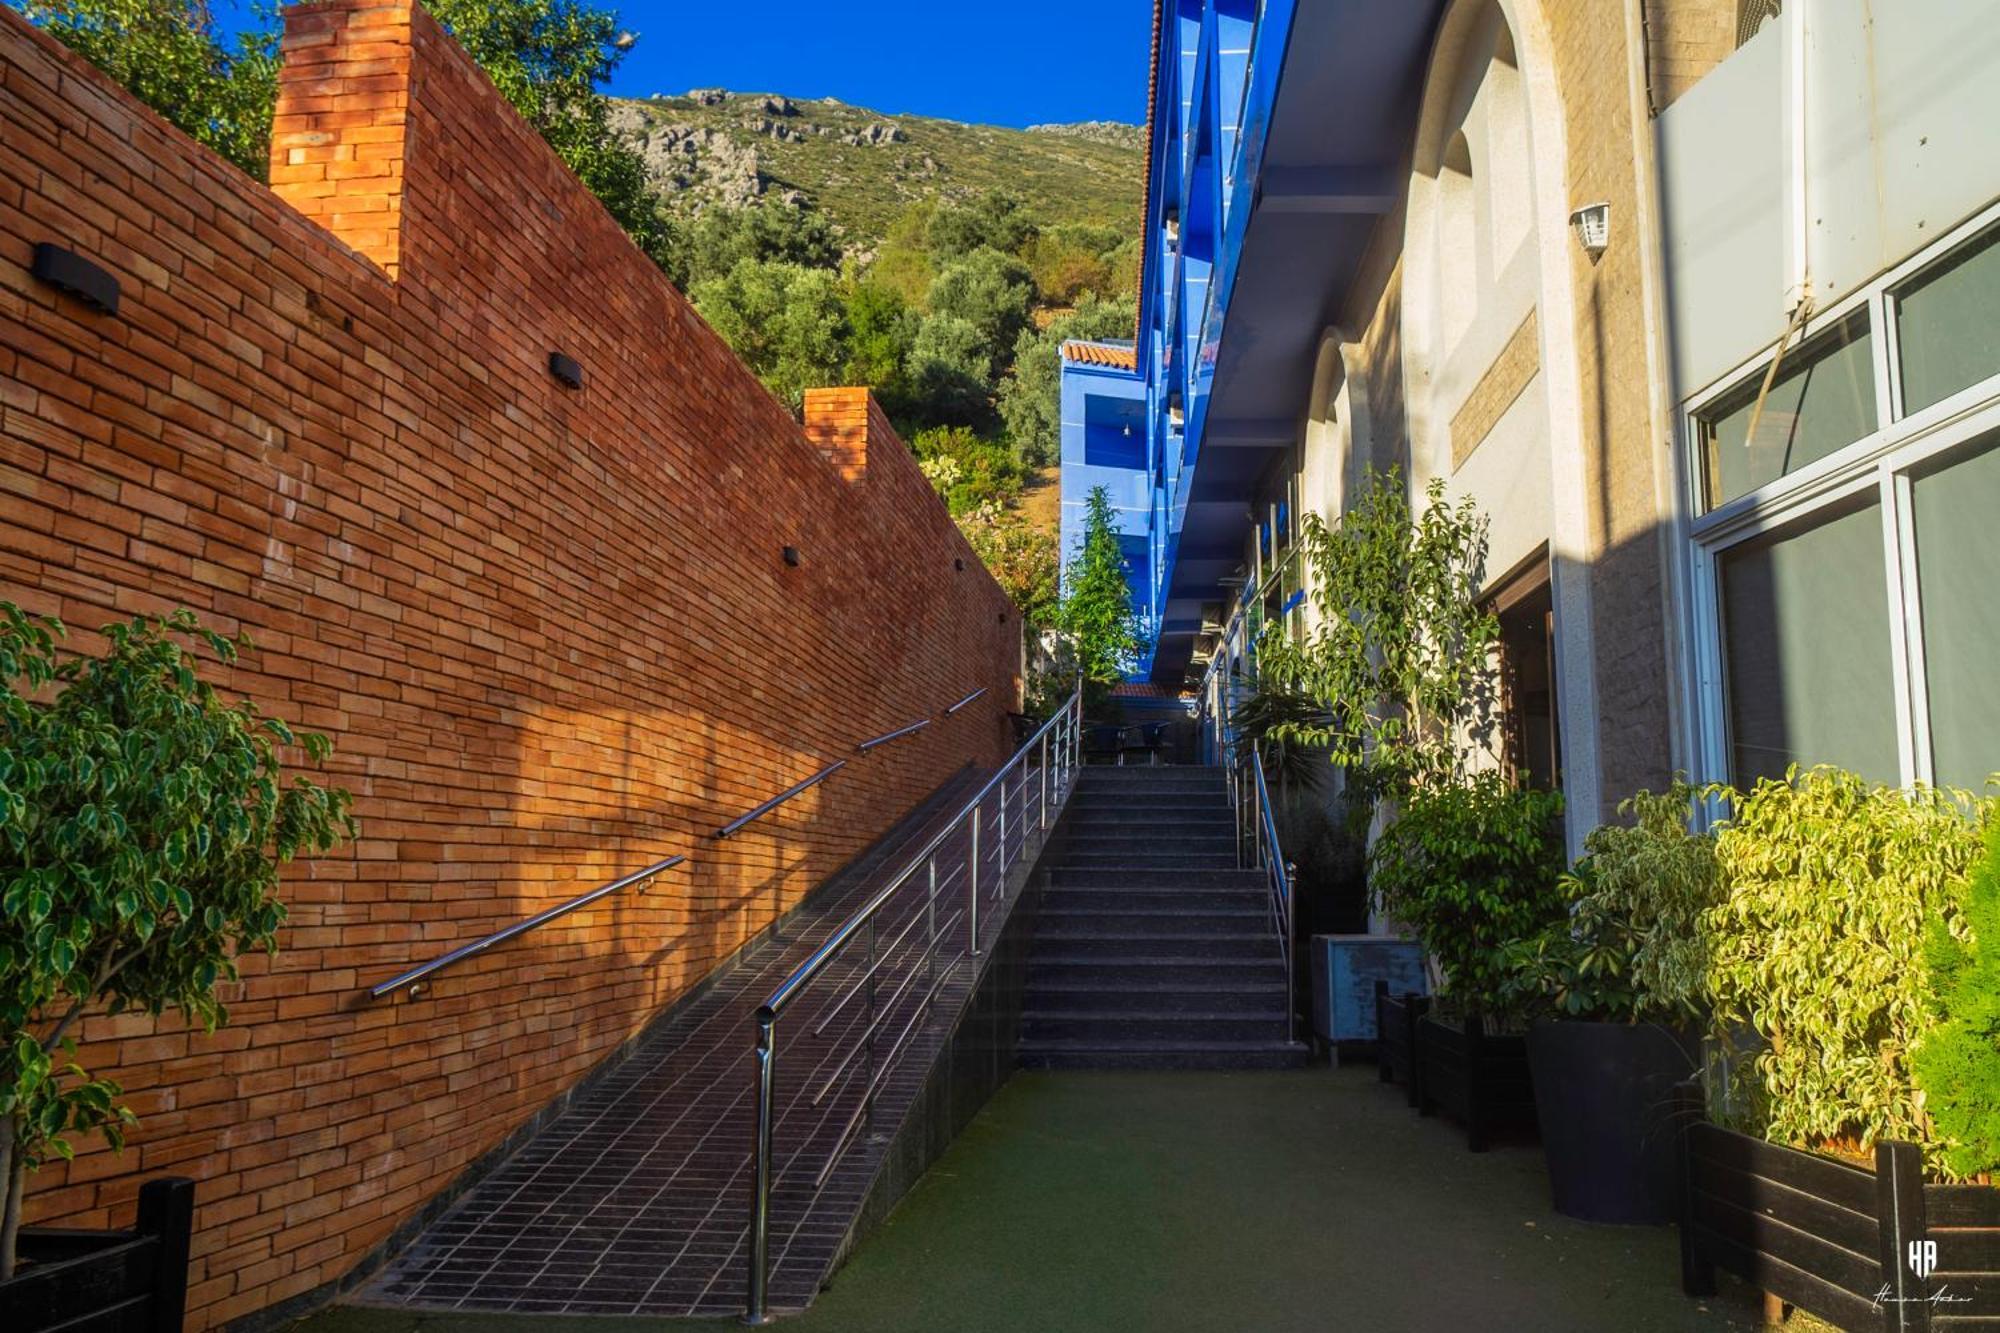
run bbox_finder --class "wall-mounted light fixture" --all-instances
[1569,202,1611,262]
[782,545,801,567]
[954,557,965,571]
[32,243,119,314]
[548,351,585,390]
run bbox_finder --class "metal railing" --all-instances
[366,855,689,1000]
[366,687,1006,1003]
[1230,752,1296,1046]
[744,685,1084,1323]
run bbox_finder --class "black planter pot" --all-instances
[0,1177,193,1333]
[1528,1020,1695,1223]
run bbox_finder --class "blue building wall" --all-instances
[1059,0,1300,686]
[1057,352,1155,676]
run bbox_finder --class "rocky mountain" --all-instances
[611,90,1145,256]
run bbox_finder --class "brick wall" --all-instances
[0,3,1020,1327]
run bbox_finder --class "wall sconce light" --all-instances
[782,546,801,567]
[1569,202,1611,262]
[548,351,585,390]
[32,243,119,314]
[954,557,965,571]
[1123,423,1133,438]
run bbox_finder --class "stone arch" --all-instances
[1399,0,1603,843]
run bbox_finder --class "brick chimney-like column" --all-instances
[268,0,415,276]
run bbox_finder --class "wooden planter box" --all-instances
[0,1178,193,1333]
[1674,1084,2000,1331]
[1416,1013,1536,1152]
[1373,981,1428,1107]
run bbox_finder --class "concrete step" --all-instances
[1064,788,1232,808]
[1070,773,1227,789]
[1025,984,1285,1014]
[1043,888,1267,913]
[1026,930,1278,959]
[1028,957,1287,988]
[1056,852,1241,870]
[1038,907,1269,935]
[1065,806,1233,824]
[1022,1010,1290,1044]
[1047,867,1264,889]
[1015,1039,1309,1071]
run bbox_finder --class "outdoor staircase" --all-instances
[1019,766,1305,1070]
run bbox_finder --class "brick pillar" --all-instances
[801,387,876,483]
[268,0,415,276]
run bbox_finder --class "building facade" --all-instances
[1062,0,2000,851]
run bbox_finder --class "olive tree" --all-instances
[0,607,353,1276]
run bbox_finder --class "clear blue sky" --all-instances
[604,1,1154,128]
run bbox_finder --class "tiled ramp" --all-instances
[358,766,1041,1319]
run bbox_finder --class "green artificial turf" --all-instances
[296,1065,1799,1332]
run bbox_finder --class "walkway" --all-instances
[355,762,1055,1320]
[307,1067,1806,1332]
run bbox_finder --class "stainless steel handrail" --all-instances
[744,685,1083,1323]
[856,718,931,752]
[716,760,848,839]
[1236,753,1296,1046]
[943,686,987,715]
[366,855,688,1000]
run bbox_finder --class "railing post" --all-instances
[967,803,982,955]
[1039,729,1050,830]
[746,1009,777,1324]
[998,767,1009,885]
[926,854,938,987]
[863,915,878,1132]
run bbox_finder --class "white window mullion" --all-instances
[1879,464,1929,788]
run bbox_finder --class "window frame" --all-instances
[1678,199,2000,791]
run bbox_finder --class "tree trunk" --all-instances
[0,1118,21,1282]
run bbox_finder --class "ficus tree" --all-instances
[1057,485,1141,713]
[1255,466,1497,800]
[0,607,353,1277]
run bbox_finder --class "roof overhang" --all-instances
[1150,0,1442,684]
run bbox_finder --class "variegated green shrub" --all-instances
[1703,766,1984,1165]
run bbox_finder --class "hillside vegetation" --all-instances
[611,90,1143,256]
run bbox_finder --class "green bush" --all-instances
[1703,766,1983,1163]
[911,426,1026,518]
[1502,783,1722,1023]
[1914,824,2000,1180]
[1368,771,1566,1017]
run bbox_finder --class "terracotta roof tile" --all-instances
[1060,340,1139,370]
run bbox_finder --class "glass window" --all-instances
[1718,499,1898,786]
[1896,225,2000,417]
[1913,434,2000,791]
[1698,314,1877,509]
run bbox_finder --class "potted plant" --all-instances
[0,607,352,1329]
[1677,767,2000,1329]
[1369,770,1566,1149]
[1501,784,1718,1223]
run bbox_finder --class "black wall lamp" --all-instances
[954,557,964,571]
[548,351,584,390]
[782,546,801,567]
[32,243,119,315]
